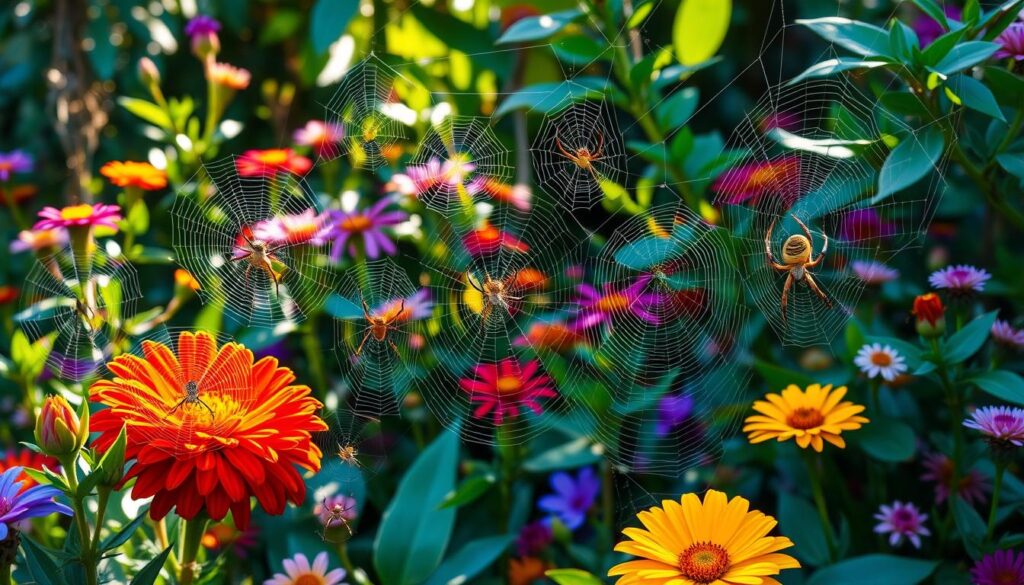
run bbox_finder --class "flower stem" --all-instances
[986,462,1006,542]
[90,487,110,557]
[178,516,210,585]
[0,561,10,585]
[61,457,97,585]
[803,451,837,562]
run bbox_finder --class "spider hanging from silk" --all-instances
[467,271,522,324]
[765,214,832,324]
[317,498,356,541]
[73,298,101,336]
[336,442,362,468]
[355,294,404,357]
[228,225,287,296]
[165,380,214,419]
[555,129,605,180]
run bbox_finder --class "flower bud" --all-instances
[35,395,87,458]
[192,31,220,61]
[913,293,946,338]
[138,57,161,89]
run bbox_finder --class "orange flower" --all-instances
[509,557,550,585]
[174,269,201,292]
[912,293,944,326]
[0,286,17,304]
[0,448,60,492]
[235,149,313,178]
[0,184,38,204]
[207,61,251,90]
[100,161,168,191]
[88,331,327,529]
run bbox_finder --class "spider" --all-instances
[166,380,215,419]
[765,214,832,324]
[74,298,101,336]
[336,443,361,468]
[317,498,356,541]
[555,129,605,179]
[467,271,522,324]
[355,294,405,357]
[228,225,287,296]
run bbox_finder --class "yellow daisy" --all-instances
[608,490,799,585]
[743,383,869,452]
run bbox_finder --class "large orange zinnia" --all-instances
[89,331,327,529]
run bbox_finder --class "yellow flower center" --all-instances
[60,204,96,221]
[597,293,630,313]
[870,352,892,367]
[496,376,522,395]
[678,542,730,583]
[293,575,326,585]
[257,150,289,165]
[341,215,373,233]
[786,407,825,430]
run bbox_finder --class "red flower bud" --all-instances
[913,293,946,338]
[34,395,87,458]
[137,57,161,88]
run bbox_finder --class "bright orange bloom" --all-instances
[509,557,550,585]
[100,161,168,191]
[88,331,327,529]
[0,184,38,204]
[0,448,60,492]
[235,149,313,178]
[913,293,944,325]
[174,269,202,292]
[207,61,251,90]
[743,384,869,452]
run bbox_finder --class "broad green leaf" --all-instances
[655,87,699,130]
[627,2,655,28]
[673,0,731,66]
[374,428,460,585]
[18,536,69,585]
[424,535,512,585]
[778,492,830,566]
[808,555,938,585]
[546,569,605,585]
[493,79,606,118]
[889,20,920,61]
[913,0,951,29]
[969,370,1024,405]
[310,0,359,53]
[797,17,890,57]
[980,0,1024,40]
[943,310,998,364]
[856,418,916,462]
[129,545,174,585]
[875,126,944,202]
[946,75,1006,121]
[997,153,1024,182]
[933,41,1000,75]
[101,508,150,553]
[951,497,985,559]
[922,28,967,65]
[551,35,610,66]
[118,97,171,131]
[438,472,497,509]
[788,58,889,85]
[496,9,583,44]
[523,437,602,472]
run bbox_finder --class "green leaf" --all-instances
[493,78,606,118]
[545,569,605,585]
[374,428,460,585]
[778,492,830,566]
[913,0,950,29]
[19,536,69,585]
[946,75,1006,121]
[856,418,917,462]
[753,359,817,391]
[980,0,1024,41]
[943,310,998,364]
[129,545,173,585]
[788,57,889,85]
[424,535,512,585]
[523,437,602,472]
[614,237,677,271]
[628,2,655,28]
[496,9,583,44]
[933,41,1000,75]
[889,20,919,61]
[118,97,172,131]
[438,472,496,509]
[951,496,985,559]
[875,126,944,202]
[310,0,359,53]
[101,508,150,553]
[997,152,1024,182]
[551,35,610,66]
[673,0,732,66]
[79,426,126,498]
[655,87,699,130]
[969,370,1024,406]
[797,17,890,57]
[922,28,967,66]
[807,555,938,585]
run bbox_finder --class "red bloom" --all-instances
[913,293,944,325]
[235,149,313,178]
[462,221,529,257]
[460,358,557,425]
[0,448,60,492]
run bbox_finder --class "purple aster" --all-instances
[316,494,358,529]
[851,260,899,285]
[971,549,1024,585]
[327,198,407,261]
[515,520,553,556]
[992,320,1024,350]
[913,6,961,47]
[873,501,930,549]
[929,264,991,293]
[184,15,221,38]
[656,393,694,437]
[0,466,73,540]
[0,150,33,181]
[538,467,599,531]
[996,22,1024,61]
[571,276,665,330]
[921,452,990,506]
[964,406,1024,446]
[840,208,896,242]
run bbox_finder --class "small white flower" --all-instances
[854,343,908,381]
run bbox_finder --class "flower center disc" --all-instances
[496,376,522,395]
[293,575,326,585]
[870,352,892,366]
[61,204,95,221]
[597,293,630,313]
[678,542,730,583]
[341,215,373,233]
[786,407,825,430]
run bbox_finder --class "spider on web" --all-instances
[466,270,522,324]
[229,225,287,295]
[355,294,405,357]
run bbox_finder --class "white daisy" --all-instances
[264,552,348,585]
[854,342,908,382]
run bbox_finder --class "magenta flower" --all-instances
[33,203,121,231]
[921,452,990,506]
[851,260,899,285]
[873,501,930,549]
[316,494,358,529]
[996,22,1024,61]
[971,549,1024,585]
[374,288,433,323]
[0,150,33,181]
[294,120,345,159]
[516,520,553,557]
[253,209,331,247]
[929,264,991,293]
[391,157,475,198]
[538,467,599,531]
[184,15,221,38]
[460,358,557,425]
[712,157,801,206]
[571,276,665,330]
[992,320,1024,350]
[912,5,961,47]
[840,208,896,241]
[964,406,1024,446]
[327,198,407,261]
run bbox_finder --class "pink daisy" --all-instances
[294,120,345,159]
[873,501,930,549]
[964,405,1024,446]
[851,260,899,285]
[264,552,347,585]
[460,358,557,425]
[33,203,121,231]
[991,320,1024,350]
[929,264,992,294]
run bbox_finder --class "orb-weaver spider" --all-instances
[555,129,605,180]
[765,214,832,324]
[165,380,215,419]
[317,498,356,541]
[229,225,287,296]
[467,271,522,324]
[355,294,405,357]
[336,443,362,468]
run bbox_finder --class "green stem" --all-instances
[61,457,97,585]
[337,543,375,585]
[2,180,28,230]
[178,516,210,585]
[803,451,837,562]
[986,462,1006,542]
[0,561,10,585]
[90,487,111,557]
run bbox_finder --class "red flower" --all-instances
[913,293,944,326]
[460,358,557,425]
[462,221,529,257]
[0,448,60,492]
[235,149,313,177]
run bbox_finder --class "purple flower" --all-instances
[515,520,553,556]
[840,209,896,242]
[912,6,961,47]
[929,264,991,293]
[964,406,1024,446]
[996,22,1024,61]
[921,452,990,506]
[316,494,358,529]
[252,209,332,247]
[656,393,694,437]
[327,198,407,261]
[374,288,433,323]
[873,501,930,549]
[571,276,664,330]
[184,15,221,38]
[0,151,33,181]
[992,320,1024,350]
[538,467,599,531]
[971,549,1024,585]
[0,466,73,540]
[851,260,899,285]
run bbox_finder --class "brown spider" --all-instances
[317,498,355,541]
[355,294,405,357]
[74,298,101,336]
[228,225,287,296]
[336,443,361,468]
[555,129,605,179]
[765,214,832,324]
[467,271,522,324]
[165,380,215,419]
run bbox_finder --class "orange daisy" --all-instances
[100,161,168,191]
[174,268,202,292]
[743,383,869,452]
[88,331,327,529]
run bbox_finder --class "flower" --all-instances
[202,521,258,559]
[316,494,358,529]
[0,286,16,304]
[174,269,202,292]
[254,209,332,247]
[374,288,433,322]
[509,557,550,585]
[138,57,161,87]
[913,292,946,338]
[516,520,553,556]
[34,395,87,458]
[33,203,121,231]
[207,61,251,90]
[186,15,221,58]
[743,384,869,452]
[236,148,311,177]
[964,406,1024,446]
[328,199,407,261]
[89,331,327,529]
[854,343,908,382]
[390,157,474,198]
[293,120,345,158]
[608,489,799,585]
[656,393,694,437]
[467,176,532,211]
[571,276,664,330]
[100,161,168,191]
[840,208,896,241]
[0,466,73,540]
[971,549,1024,585]
[264,552,347,585]
[921,452,990,505]
[929,264,991,294]
[913,5,961,46]
[10,228,67,253]
[712,157,802,206]
[0,150,33,181]
[462,221,529,256]
[460,358,557,425]
[0,449,59,492]
[513,321,582,353]
[996,22,1024,60]
[873,501,930,549]
[184,15,221,38]
[851,260,899,285]
[538,467,600,530]
[992,320,1024,350]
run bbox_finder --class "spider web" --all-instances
[17,243,141,382]
[313,407,392,490]
[170,156,337,328]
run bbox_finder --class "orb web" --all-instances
[712,77,946,347]
[568,199,751,475]
[330,258,427,418]
[417,198,587,446]
[323,55,409,169]
[171,156,337,328]
[313,408,391,490]
[533,98,626,211]
[409,116,513,217]
[17,243,140,382]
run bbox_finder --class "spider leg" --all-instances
[555,130,576,162]
[360,294,373,321]
[165,398,188,418]
[391,299,406,324]
[791,214,814,246]
[228,252,251,262]
[197,397,215,418]
[804,272,833,308]
[480,302,492,325]
[780,272,794,326]
[807,228,829,267]
[592,130,604,159]
[467,272,484,293]
[388,338,400,356]
[354,329,373,356]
